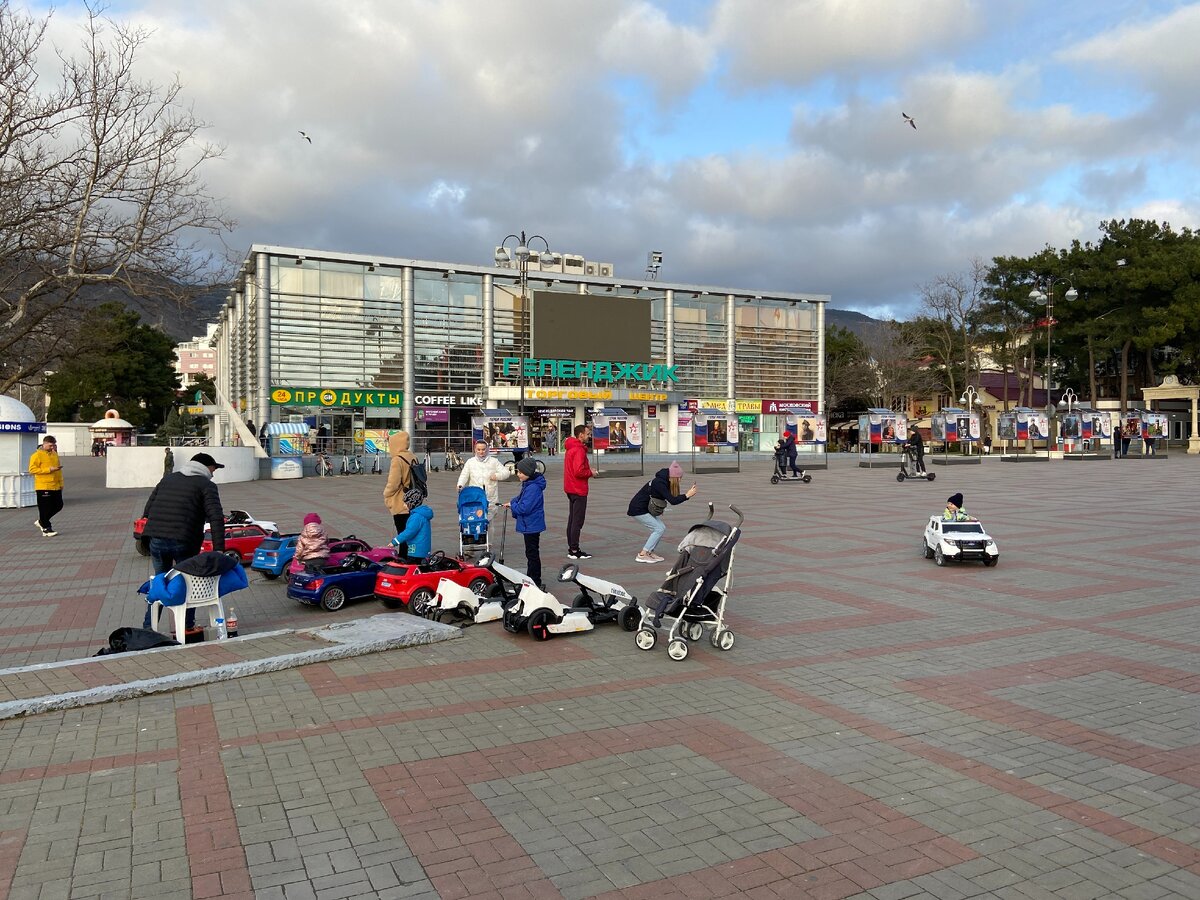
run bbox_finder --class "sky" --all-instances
[22,0,1200,320]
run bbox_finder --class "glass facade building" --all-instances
[212,245,827,453]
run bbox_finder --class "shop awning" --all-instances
[267,422,308,435]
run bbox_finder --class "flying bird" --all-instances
[299,131,312,143]
[901,112,916,130]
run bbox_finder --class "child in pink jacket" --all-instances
[295,512,330,572]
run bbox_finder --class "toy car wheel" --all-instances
[378,594,403,610]
[617,605,641,632]
[468,577,490,596]
[714,629,735,651]
[770,475,780,484]
[802,474,812,483]
[927,472,936,481]
[261,571,279,580]
[321,587,347,611]
[135,537,151,557]
[409,588,435,617]
[684,621,704,642]
[983,556,998,567]
[635,628,656,650]
[934,546,947,567]
[896,472,906,482]
[667,639,689,661]
[527,609,554,641]
[922,538,933,559]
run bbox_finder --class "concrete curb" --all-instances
[0,615,462,721]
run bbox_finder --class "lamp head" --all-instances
[1028,288,1047,302]
[494,247,511,265]
[1065,287,1078,301]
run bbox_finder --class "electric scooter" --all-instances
[896,443,936,482]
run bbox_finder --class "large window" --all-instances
[735,303,819,399]
[673,294,728,396]
[413,273,484,396]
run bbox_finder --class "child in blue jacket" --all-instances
[506,457,547,588]
[391,489,434,562]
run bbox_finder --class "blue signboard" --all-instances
[0,422,48,433]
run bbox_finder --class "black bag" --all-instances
[95,627,180,656]
[406,457,429,498]
[647,494,668,517]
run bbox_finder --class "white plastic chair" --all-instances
[149,572,226,644]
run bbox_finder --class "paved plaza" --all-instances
[0,451,1198,899]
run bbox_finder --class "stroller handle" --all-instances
[705,502,714,520]
[729,504,744,526]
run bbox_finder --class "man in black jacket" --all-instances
[141,452,226,627]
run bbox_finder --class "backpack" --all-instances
[95,627,180,655]
[406,457,428,498]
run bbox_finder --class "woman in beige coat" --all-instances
[383,431,419,534]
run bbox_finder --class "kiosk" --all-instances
[266,422,307,479]
[590,407,644,477]
[1118,409,1168,459]
[782,408,829,470]
[0,396,43,509]
[691,408,741,473]
[857,409,906,468]
[931,407,981,465]
[998,407,1049,461]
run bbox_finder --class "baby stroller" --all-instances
[634,504,743,661]
[897,442,936,482]
[771,441,811,484]
[457,486,490,556]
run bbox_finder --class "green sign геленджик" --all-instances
[501,358,677,383]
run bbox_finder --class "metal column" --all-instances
[482,274,494,390]
[255,252,270,427]
[402,267,414,434]
[726,293,735,399]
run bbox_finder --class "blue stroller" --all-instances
[457,486,490,557]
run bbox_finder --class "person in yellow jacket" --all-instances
[29,435,64,536]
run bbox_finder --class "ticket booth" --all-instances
[997,407,1049,461]
[857,409,906,468]
[931,407,981,465]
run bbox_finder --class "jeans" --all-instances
[523,532,542,588]
[144,537,200,629]
[632,513,667,553]
[566,493,588,552]
[35,490,63,529]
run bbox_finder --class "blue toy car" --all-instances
[287,553,386,611]
[252,533,298,579]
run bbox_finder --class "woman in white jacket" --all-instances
[456,440,512,506]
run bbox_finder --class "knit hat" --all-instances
[403,487,424,509]
[668,461,683,478]
[303,513,321,526]
[947,493,964,508]
[516,456,539,478]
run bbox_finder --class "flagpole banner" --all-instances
[472,413,530,451]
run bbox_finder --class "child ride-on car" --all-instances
[134,509,278,557]
[252,534,298,579]
[374,551,494,614]
[287,553,389,611]
[922,515,999,567]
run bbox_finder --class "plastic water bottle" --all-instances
[215,616,228,640]
[226,607,238,637]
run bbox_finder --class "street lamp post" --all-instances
[1057,387,1078,454]
[1027,277,1078,396]
[959,385,979,456]
[495,231,555,418]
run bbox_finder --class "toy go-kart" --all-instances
[373,550,494,613]
[288,553,389,611]
[558,562,641,631]
[252,534,298,579]
[134,509,278,557]
[285,536,394,580]
[922,515,999,567]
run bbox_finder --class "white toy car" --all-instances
[922,516,999,567]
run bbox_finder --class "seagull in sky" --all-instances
[901,112,916,130]
[299,131,312,143]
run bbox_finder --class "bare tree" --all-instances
[914,258,989,398]
[0,1,233,396]
[857,320,939,410]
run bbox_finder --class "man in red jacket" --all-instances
[563,424,597,560]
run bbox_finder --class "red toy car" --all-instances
[202,522,276,562]
[134,509,278,557]
[374,551,495,612]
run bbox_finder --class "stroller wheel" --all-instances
[896,472,906,482]
[617,605,640,632]
[667,639,689,661]
[770,475,780,484]
[684,621,704,642]
[711,629,735,651]
[635,628,656,650]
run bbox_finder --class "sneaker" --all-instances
[567,550,593,560]
[42,528,57,537]
[635,553,657,564]
[648,552,665,562]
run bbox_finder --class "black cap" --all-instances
[192,452,225,469]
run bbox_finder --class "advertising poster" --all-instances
[1024,411,1049,440]
[694,410,738,446]
[591,409,643,451]
[471,413,530,451]
[787,412,826,443]
[997,415,1017,440]
[1141,412,1168,439]
[1092,412,1112,438]
[1060,414,1081,439]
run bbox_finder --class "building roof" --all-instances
[978,371,1047,406]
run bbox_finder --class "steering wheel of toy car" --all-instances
[427,550,445,568]
[341,553,367,570]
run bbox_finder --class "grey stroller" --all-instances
[634,504,743,662]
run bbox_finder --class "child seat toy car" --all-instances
[134,509,278,557]
[374,550,494,613]
[558,562,640,631]
[251,534,299,579]
[634,504,743,661]
[288,553,388,610]
[922,515,998,566]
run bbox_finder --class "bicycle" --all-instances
[315,453,333,477]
